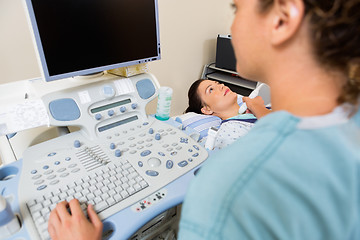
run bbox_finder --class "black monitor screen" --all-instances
[26,0,160,81]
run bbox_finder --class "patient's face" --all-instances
[197,80,237,114]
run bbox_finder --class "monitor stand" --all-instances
[73,71,105,80]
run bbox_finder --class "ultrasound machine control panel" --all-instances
[0,73,208,240]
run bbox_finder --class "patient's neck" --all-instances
[215,104,240,120]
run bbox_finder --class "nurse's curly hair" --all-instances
[259,0,360,105]
[185,79,206,114]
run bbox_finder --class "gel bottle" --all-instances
[155,87,173,121]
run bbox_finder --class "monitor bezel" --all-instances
[24,0,161,82]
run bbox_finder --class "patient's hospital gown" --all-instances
[214,114,256,149]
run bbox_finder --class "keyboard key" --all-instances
[121,190,129,198]
[35,216,46,225]
[74,192,83,199]
[140,181,149,188]
[87,193,95,200]
[94,201,108,213]
[108,189,116,196]
[43,200,51,207]
[27,199,37,207]
[41,207,50,216]
[106,197,116,206]
[94,196,102,204]
[114,194,123,202]
[101,186,110,193]
[29,203,43,213]
[101,192,110,200]
[134,184,142,191]
[32,212,41,220]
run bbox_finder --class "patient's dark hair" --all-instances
[185,79,207,114]
[258,0,360,105]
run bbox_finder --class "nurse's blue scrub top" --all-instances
[179,105,360,240]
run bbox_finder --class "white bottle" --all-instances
[155,87,173,121]
[0,195,21,239]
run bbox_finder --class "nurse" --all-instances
[179,0,360,239]
[48,0,360,239]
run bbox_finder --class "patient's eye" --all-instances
[209,87,214,93]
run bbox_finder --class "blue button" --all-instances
[193,145,199,150]
[149,128,154,134]
[102,85,115,98]
[49,99,80,121]
[188,149,193,152]
[54,161,60,165]
[166,160,173,169]
[171,151,177,156]
[143,122,149,126]
[140,150,151,157]
[110,143,116,150]
[108,110,114,117]
[155,133,161,140]
[48,152,56,157]
[95,113,102,121]
[178,161,188,167]
[138,161,143,167]
[43,165,49,170]
[158,152,165,157]
[37,185,47,191]
[192,153,199,157]
[120,106,126,113]
[74,140,81,148]
[131,103,138,109]
[65,157,71,161]
[188,158,193,162]
[31,170,37,174]
[146,170,159,177]
[115,149,121,157]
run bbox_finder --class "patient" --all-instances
[185,79,271,149]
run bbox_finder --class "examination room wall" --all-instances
[0,0,234,115]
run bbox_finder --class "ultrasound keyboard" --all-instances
[14,73,208,240]
[27,160,148,239]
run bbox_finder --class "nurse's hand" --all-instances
[48,199,103,240]
[243,96,271,119]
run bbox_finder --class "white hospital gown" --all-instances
[214,118,255,149]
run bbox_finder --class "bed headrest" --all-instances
[174,112,221,139]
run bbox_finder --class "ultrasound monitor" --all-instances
[24,0,161,82]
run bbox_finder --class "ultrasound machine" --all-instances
[0,0,208,239]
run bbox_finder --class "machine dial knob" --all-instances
[74,140,81,148]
